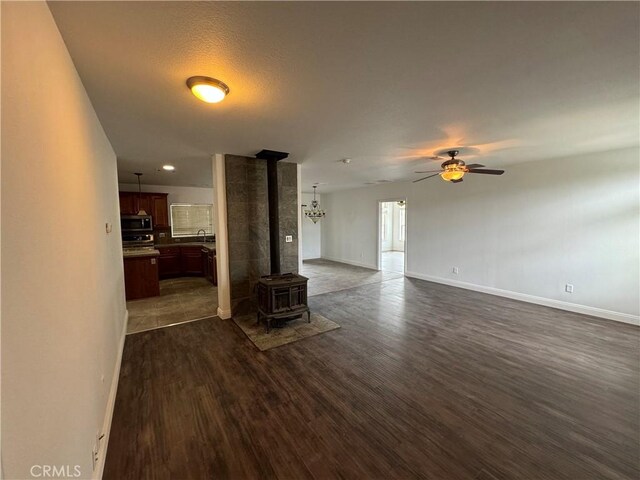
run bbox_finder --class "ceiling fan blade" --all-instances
[451,178,463,183]
[465,163,485,169]
[414,170,441,174]
[413,173,440,183]
[467,169,505,175]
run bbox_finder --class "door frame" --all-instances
[376,197,408,274]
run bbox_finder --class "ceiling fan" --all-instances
[413,150,504,183]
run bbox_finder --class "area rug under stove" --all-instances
[233,312,340,351]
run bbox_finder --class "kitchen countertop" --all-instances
[123,248,160,258]
[155,242,216,251]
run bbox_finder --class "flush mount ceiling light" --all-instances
[186,76,230,103]
[162,165,175,171]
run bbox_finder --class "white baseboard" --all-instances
[321,256,377,271]
[94,309,128,479]
[405,271,639,326]
[217,306,232,320]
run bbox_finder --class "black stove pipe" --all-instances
[256,149,289,276]
[266,159,281,275]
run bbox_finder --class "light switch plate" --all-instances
[285,235,293,243]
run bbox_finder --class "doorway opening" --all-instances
[378,199,406,274]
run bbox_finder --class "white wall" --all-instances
[301,192,322,259]
[321,147,640,323]
[1,3,127,478]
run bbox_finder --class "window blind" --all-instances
[170,204,214,238]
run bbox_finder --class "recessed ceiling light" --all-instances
[162,165,175,171]
[340,158,352,164]
[186,76,230,103]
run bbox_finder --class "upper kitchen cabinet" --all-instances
[150,194,169,227]
[119,191,138,215]
[137,194,153,217]
[118,191,169,228]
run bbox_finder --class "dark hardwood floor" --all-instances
[104,277,639,480]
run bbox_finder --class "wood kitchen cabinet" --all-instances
[150,194,169,227]
[158,245,208,278]
[118,192,137,215]
[137,195,153,218]
[158,247,181,278]
[123,255,160,300]
[210,252,217,286]
[181,246,204,275]
[118,191,169,228]
[203,249,217,285]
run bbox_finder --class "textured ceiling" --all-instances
[49,1,639,191]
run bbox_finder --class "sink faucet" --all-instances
[197,229,207,243]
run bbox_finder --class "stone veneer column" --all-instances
[225,154,299,316]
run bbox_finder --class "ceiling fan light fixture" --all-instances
[440,168,465,182]
[186,76,230,103]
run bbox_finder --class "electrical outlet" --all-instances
[285,235,293,243]
[159,232,166,238]
[565,284,574,293]
[452,267,459,275]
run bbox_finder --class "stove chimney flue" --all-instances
[255,149,289,275]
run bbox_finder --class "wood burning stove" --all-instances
[254,149,310,333]
[256,273,310,332]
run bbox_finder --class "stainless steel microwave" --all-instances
[121,215,153,233]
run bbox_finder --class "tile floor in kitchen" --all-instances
[126,277,218,334]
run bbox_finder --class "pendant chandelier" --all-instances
[134,172,148,216]
[304,185,326,224]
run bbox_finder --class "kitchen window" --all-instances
[170,204,214,238]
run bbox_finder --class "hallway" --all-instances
[381,251,404,273]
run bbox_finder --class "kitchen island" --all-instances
[123,248,160,300]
